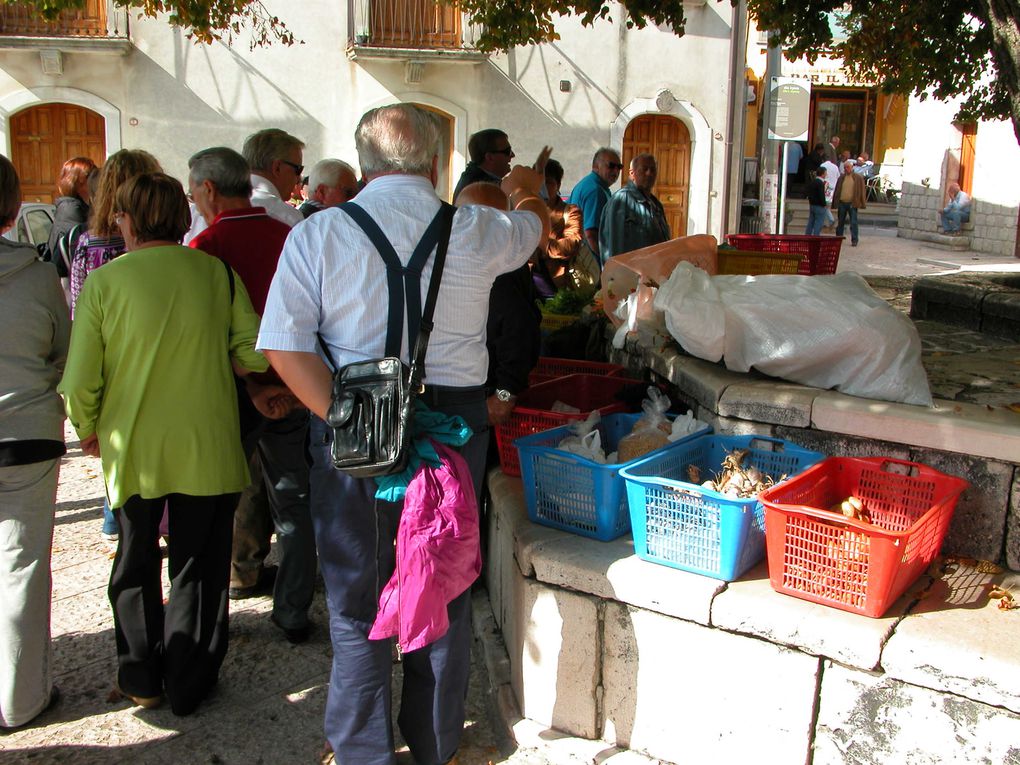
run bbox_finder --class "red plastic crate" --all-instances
[528,357,628,387]
[495,374,640,477]
[759,457,968,617]
[725,234,843,275]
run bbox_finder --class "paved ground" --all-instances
[2,230,1016,765]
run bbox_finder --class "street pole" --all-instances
[759,31,783,233]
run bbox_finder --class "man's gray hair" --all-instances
[242,128,305,173]
[309,158,357,191]
[355,104,440,178]
[631,153,656,169]
[188,147,252,198]
[592,147,619,166]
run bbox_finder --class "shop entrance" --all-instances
[622,114,691,236]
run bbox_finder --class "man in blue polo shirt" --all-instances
[568,147,622,263]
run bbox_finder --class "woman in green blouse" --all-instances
[60,172,270,716]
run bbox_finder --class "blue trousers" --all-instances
[836,202,859,244]
[941,208,970,233]
[308,387,487,765]
[805,205,828,235]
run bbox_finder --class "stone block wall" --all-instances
[899,180,1019,256]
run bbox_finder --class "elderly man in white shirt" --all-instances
[257,103,548,765]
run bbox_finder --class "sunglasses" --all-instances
[489,147,514,156]
[281,159,305,175]
[606,161,624,170]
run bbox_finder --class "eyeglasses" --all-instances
[281,159,304,175]
[489,147,514,156]
[606,162,624,171]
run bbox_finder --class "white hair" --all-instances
[355,104,439,177]
[308,158,357,191]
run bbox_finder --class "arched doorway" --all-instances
[10,103,106,202]
[412,102,454,202]
[622,114,691,236]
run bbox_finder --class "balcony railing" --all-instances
[348,0,482,51]
[0,0,125,39]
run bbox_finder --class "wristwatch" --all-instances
[495,388,515,403]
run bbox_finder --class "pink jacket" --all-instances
[369,441,481,652]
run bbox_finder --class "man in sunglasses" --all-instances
[568,147,623,262]
[453,129,516,200]
[243,128,306,228]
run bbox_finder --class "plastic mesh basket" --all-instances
[717,249,805,276]
[759,457,968,617]
[725,234,843,275]
[619,435,824,581]
[495,374,640,476]
[528,357,628,387]
[515,413,710,541]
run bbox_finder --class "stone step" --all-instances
[910,230,971,251]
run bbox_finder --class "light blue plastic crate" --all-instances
[514,413,710,542]
[619,434,824,580]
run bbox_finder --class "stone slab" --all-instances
[509,577,600,739]
[814,661,1020,765]
[881,563,1020,715]
[1010,474,1020,571]
[716,380,818,427]
[601,601,818,765]
[711,561,912,671]
[811,391,1020,463]
[906,448,1012,561]
[665,355,749,413]
[527,533,722,627]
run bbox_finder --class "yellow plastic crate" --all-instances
[717,249,804,276]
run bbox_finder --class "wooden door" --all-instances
[958,122,977,195]
[622,114,691,236]
[10,103,106,203]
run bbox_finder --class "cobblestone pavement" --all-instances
[2,231,1016,765]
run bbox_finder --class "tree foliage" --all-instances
[747,0,1020,141]
[14,0,296,47]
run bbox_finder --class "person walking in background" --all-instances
[599,153,671,262]
[804,166,828,236]
[568,147,622,263]
[60,172,271,716]
[0,155,71,730]
[940,181,971,234]
[832,159,867,247]
[819,157,840,231]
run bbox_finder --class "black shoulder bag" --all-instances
[319,201,456,478]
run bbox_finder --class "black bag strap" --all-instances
[341,201,449,357]
[219,257,235,302]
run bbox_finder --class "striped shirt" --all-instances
[257,173,541,387]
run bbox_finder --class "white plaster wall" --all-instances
[0,0,738,233]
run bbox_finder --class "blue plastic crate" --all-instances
[619,434,824,580]
[514,413,710,542]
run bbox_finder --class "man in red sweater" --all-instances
[188,146,317,644]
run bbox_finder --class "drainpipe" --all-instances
[721,0,748,239]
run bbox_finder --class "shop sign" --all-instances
[768,77,811,141]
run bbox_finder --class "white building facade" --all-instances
[0,0,747,239]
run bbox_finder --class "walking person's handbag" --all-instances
[319,202,456,478]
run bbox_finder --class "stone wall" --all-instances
[899,180,1019,257]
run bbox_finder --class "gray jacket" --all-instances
[0,237,71,443]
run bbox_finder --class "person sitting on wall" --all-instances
[940,182,971,235]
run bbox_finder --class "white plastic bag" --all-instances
[556,411,608,463]
[655,269,932,406]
